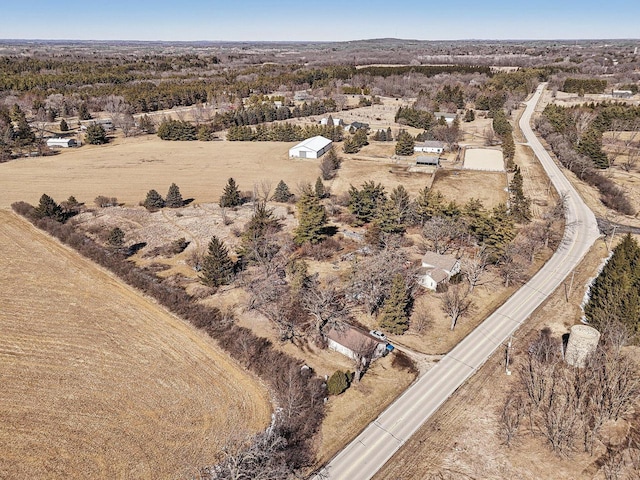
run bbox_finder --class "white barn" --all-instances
[289,135,332,159]
[46,137,77,148]
[414,140,445,154]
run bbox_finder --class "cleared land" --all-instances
[0,211,271,479]
[431,169,507,208]
[463,147,505,171]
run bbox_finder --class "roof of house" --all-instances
[349,121,370,129]
[434,112,457,119]
[421,251,459,272]
[290,135,332,152]
[415,140,445,148]
[326,324,384,352]
[429,268,450,284]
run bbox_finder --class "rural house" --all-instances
[433,112,457,125]
[46,137,77,148]
[289,135,333,159]
[414,140,445,154]
[326,325,390,361]
[418,251,461,290]
[612,90,633,98]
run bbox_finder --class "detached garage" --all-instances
[289,135,332,159]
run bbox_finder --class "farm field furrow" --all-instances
[0,210,271,479]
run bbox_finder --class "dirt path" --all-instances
[0,211,271,479]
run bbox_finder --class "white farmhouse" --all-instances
[414,140,445,154]
[320,117,343,126]
[418,251,461,290]
[289,135,332,159]
[46,137,77,148]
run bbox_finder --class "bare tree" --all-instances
[484,126,496,146]
[422,216,466,254]
[498,244,527,288]
[500,394,526,447]
[351,337,378,382]
[301,279,351,339]
[410,298,434,334]
[461,248,490,291]
[621,148,639,172]
[441,284,473,330]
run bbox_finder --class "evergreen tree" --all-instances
[502,132,516,170]
[34,193,64,221]
[386,127,393,141]
[509,165,531,223]
[325,147,341,170]
[379,274,410,334]
[294,190,327,245]
[107,227,125,248]
[314,177,326,198]
[348,181,387,225]
[238,202,281,265]
[165,183,184,208]
[85,124,107,144]
[273,180,293,202]
[584,234,640,336]
[395,129,415,156]
[78,102,91,120]
[375,200,405,234]
[464,109,475,122]
[327,370,350,395]
[390,185,411,224]
[200,235,235,287]
[10,104,35,146]
[59,118,69,132]
[577,128,609,169]
[342,136,360,154]
[139,114,155,134]
[220,178,242,207]
[143,189,165,210]
[412,186,445,225]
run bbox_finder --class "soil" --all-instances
[0,211,271,479]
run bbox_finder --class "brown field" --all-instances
[431,169,508,208]
[0,211,271,479]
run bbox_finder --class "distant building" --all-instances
[46,137,77,148]
[294,91,311,102]
[80,118,114,131]
[326,325,390,361]
[418,252,460,290]
[320,117,343,126]
[289,135,333,159]
[416,155,440,166]
[433,112,457,125]
[612,90,633,99]
[414,140,445,154]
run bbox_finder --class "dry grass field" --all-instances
[0,211,271,479]
[431,169,508,208]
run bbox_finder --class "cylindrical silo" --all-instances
[565,324,600,368]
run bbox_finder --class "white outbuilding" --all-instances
[46,137,77,148]
[289,135,333,159]
[414,140,445,154]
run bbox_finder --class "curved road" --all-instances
[313,84,600,480]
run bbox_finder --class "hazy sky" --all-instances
[2,0,638,41]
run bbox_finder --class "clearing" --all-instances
[463,147,505,171]
[431,169,508,208]
[0,211,271,479]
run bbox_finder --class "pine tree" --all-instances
[294,190,327,245]
[78,102,92,120]
[395,129,415,156]
[107,227,125,248]
[273,180,293,202]
[390,185,411,223]
[509,165,531,223]
[379,274,410,334]
[85,124,107,145]
[238,202,281,265]
[200,235,235,287]
[143,189,165,210]
[139,114,155,134]
[314,176,326,198]
[220,178,242,207]
[59,119,69,132]
[413,186,445,225]
[348,181,387,225]
[577,128,609,169]
[165,183,184,208]
[464,109,475,122]
[386,127,393,142]
[34,193,64,221]
[375,200,405,234]
[10,104,35,146]
[327,370,350,395]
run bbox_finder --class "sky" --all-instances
[1,0,638,42]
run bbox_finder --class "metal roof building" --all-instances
[289,135,333,159]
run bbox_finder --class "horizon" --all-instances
[2,0,639,43]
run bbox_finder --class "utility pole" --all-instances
[607,225,617,251]
[565,270,576,302]
[505,335,513,375]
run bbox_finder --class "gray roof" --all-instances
[434,112,457,119]
[421,251,458,272]
[416,156,440,165]
[416,140,445,148]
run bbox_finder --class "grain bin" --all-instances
[564,324,600,368]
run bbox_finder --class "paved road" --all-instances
[312,84,600,480]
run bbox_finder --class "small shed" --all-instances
[46,137,77,148]
[289,135,332,159]
[414,140,445,154]
[612,90,633,99]
[416,155,440,166]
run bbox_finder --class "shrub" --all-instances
[327,370,350,395]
